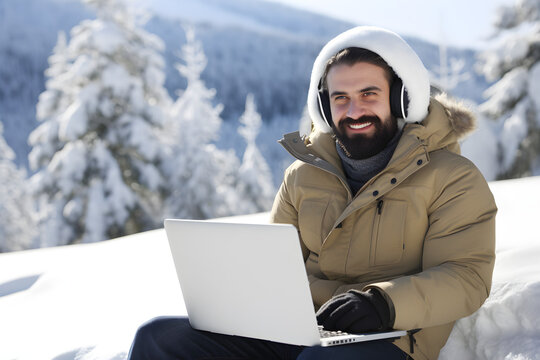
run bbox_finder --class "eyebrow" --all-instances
[330,86,382,98]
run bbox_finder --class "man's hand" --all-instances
[316,289,391,333]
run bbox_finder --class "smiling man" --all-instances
[128,26,496,360]
[271,26,497,359]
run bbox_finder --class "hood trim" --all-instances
[434,93,476,140]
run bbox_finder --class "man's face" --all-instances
[326,61,397,159]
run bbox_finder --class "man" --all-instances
[128,26,496,360]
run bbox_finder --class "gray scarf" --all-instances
[336,129,403,195]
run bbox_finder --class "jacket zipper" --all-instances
[370,199,384,265]
[407,329,421,354]
[377,199,384,214]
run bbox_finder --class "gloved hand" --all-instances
[316,289,391,333]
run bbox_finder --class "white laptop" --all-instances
[164,219,407,347]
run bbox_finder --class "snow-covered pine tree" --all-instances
[0,121,36,252]
[28,31,69,171]
[162,27,241,219]
[28,0,171,247]
[478,0,540,179]
[236,94,275,213]
[430,37,470,94]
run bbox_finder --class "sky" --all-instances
[265,0,516,49]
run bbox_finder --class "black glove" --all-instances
[316,289,391,333]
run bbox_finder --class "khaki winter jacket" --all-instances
[269,95,497,360]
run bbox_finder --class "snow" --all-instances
[475,0,540,179]
[460,114,499,181]
[0,123,36,252]
[438,176,540,360]
[27,0,173,247]
[1,177,539,359]
[527,62,540,118]
[498,100,529,172]
[480,67,528,118]
[49,141,87,194]
[58,101,88,141]
[83,179,107,243]
[160,28,262,220]
[237,94,276,213]
[139,0,299,37]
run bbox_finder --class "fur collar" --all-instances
[434,93,476,140]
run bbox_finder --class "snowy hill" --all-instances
[0,0,488,173]
[0,177,539,360]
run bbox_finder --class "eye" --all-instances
[362,91,376,97]
[333,95,348,102]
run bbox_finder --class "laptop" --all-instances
[164,219,407,347]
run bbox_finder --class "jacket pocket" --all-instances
[298,199,329,250]
[370,199,408,266]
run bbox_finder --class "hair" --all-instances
[320,47,395,90]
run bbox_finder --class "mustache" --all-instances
[341,115,381,126]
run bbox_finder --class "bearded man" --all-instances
[129,26,496,360]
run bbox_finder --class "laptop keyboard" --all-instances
[318,325,349,338]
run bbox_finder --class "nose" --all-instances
[346,99,366,119]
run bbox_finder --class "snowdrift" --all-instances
[0,178,539,360]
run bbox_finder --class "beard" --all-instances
[331,115,398,160]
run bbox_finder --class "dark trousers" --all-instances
[128,316,409,360]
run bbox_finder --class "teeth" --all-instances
[349,122,371,129]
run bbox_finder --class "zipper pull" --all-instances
[407,329,421,354]
[377,199,384,214]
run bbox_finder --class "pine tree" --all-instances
[0,121,36,252]
[29,0,171,246]
[237,94,275,214]
[478,0,540,179]
[162,27,241,219]
[430,37,470,94]
[29,31,69,171]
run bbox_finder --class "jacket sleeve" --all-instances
[366,159,497,330]
[269,179,310,261]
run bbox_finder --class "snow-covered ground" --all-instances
[0,177,539,360]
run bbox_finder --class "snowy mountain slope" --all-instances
[0,177,539,360]
[0,0,488,172]
[142,0,351,38]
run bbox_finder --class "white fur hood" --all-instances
[307,26,431,133]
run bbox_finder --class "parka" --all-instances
[269,94,497,360]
